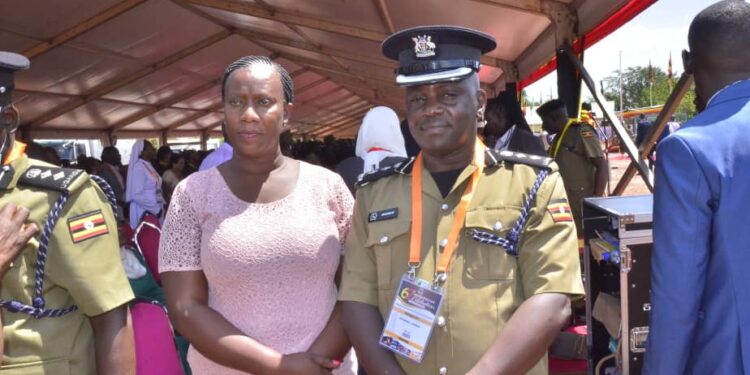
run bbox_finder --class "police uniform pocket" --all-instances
[464,209,520,280]
[0,356,71,375]
[365,219,411,290]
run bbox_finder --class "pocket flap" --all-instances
[465,207,521,235]
[364,219,411,247]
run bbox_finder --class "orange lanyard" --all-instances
[2,141,27,165]
[409,139,485,282]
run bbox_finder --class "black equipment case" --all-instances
[582,195,653,375]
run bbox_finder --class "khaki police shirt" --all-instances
[0,155,134,375]
[340,156,584,375]
[552,123,603,231]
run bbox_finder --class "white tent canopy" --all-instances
[1,0,650,142]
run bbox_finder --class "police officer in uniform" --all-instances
[0,52,135,374]
[339,26,584,375]
[536,99,607,235]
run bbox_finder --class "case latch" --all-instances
[620,246,632,273]
[630,326,649,353]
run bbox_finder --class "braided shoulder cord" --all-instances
[504,169,549,256]
[0,191,79,318]
[89,174,119,215]
[469,169,550,257]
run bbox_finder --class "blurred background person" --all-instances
[162,153,185,204]
[200,121,233,171]
[125,140,165,229]
[336,106,406,195]
[154,145,173,175]
[483,93,545,156]
[98,146,127,220]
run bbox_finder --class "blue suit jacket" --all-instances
[645,79,750,374]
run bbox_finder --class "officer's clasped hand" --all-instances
[0,202,38,277]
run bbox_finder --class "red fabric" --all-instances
[135,214,162,284]
[519,0,657,90]
[367,146,391,152]
[131,301,184,375]
[549,325,588,373]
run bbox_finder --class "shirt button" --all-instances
[441,203,450,211]
[493,221,503,231]
[439,366,447,375]
[437,316,446,327]
[439,238,448,248]
[379,236,389,244]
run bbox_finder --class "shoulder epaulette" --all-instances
[578,122,597,134]
[485,149,553,169]
[18,166,85,193]
[356,157,414,188]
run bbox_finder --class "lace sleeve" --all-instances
[330,174,355,253]
[158,179,202,272]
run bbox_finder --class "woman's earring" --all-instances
[477,110,487,128]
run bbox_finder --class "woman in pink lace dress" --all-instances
[159,56,355,374]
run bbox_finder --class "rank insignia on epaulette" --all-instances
[20,166,83,192]
[68,210,109,243]
[0,165,14,189]
[486,149,553,169]
[547,199,573,223]
[356,157,414,187]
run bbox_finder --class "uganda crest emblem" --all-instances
[412,35,436,58]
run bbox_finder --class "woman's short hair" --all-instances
[221,56,294,104]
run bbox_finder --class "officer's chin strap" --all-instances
[0,175,120,318]
[469,168,550,256]
[0,191,78,318]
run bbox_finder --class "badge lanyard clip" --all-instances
[408,261,420,280]
[432,272,448,288]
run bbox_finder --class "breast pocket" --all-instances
[464,208,521,280]
[0,357,71,375]
[364,218,411,291]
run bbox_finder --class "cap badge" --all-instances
[412,35,436,58]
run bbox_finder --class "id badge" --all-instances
[379,275,444,363]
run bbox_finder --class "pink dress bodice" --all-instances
[159,162,355,374]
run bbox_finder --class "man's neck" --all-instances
[421,143,475,173]
[703,73,750,108]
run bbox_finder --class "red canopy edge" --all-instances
[518,0,657,91]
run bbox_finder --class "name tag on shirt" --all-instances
[380,276,444,363]
[368,207,399,223]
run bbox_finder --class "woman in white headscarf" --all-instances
[355,106,407,173]
[336,106,407,194]
[125,139,165,229]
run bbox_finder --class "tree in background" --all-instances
[602,65,697,121]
